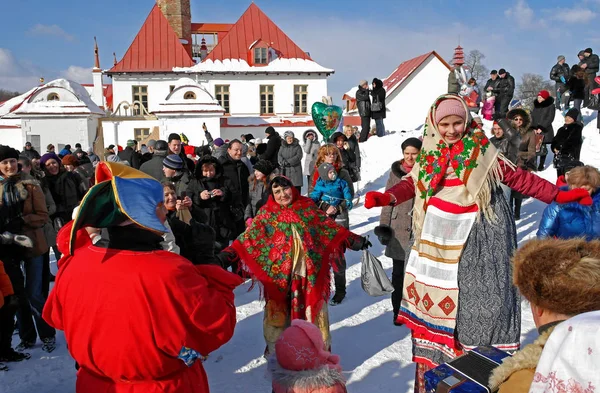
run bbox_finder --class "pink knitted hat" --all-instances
[275,320,341,372]
[434,98,467,125]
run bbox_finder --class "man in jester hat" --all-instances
[364,94,593,392]
[43,162,243,393]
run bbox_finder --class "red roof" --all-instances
[383,51,451,97]
[205,3,311,62]
[108,4,195,73]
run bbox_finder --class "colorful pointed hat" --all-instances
[69,161,168,254]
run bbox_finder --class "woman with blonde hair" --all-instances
[308,144,355,305]
[538,165,600,240]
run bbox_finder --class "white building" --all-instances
[343,51,451,132]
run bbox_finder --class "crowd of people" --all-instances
[0,49,599,393]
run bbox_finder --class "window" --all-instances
[260,85,274,115]
[132,85,148,115]
[254,47,268,64]
[47,93,60,101]
[294,85,308,114]
[215,85,230,114]
[183,91,196,100]
[134,128,151,142]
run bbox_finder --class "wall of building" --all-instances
[111,73,329,117]
[20,116,99,152]
[385,57,449,132]
[0,127,25,151]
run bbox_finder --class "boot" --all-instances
[514,198,522,220]
[538,155,547,172]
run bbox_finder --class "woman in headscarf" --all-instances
[364,94,591,392]
[219,175,370,354]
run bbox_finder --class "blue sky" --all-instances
[1,0,600,102]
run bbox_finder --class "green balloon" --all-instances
[311,102,343,141]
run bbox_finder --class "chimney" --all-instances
[92,37,105,108]
[156,0,192,58]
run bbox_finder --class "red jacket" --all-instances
[43,238,242,393]
[387,159,559,205]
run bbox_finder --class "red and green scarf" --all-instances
[231,188,350,322]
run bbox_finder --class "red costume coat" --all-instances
[44,227,242,393]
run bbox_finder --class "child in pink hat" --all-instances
[270,319,346,393]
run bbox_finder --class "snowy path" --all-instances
[3,112,599,393]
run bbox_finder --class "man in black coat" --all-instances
[356,80,372,142]
[581,48,600,107]
[550,55,570,110]
[263,127,281,168]
[139,140,168,181]
[118,140,141,169]
[494,68,515,119]
[21,142,41,161]
[219,140,250,237]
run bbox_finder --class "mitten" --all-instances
[365,191,393,209]
[560,76,566,84]
[360,237,372,250]
[555,188,593,206]
[374,225,393,246]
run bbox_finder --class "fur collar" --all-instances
[391,160,409,178]
[489,327,556,390]
[534,96,555,109]
[269,356,345,391]
[0,172,40,207]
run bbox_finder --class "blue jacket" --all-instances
[310,177,353,209]
[537,188,600,240]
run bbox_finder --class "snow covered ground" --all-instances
[3,109,599,393]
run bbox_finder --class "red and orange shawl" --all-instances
[230,187,356,322]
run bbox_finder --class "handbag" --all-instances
[371,96,383,112]
[360,250,394,296]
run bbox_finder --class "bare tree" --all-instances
[516,73,554,109]
[465,50,490,86]
[0,89,20,102]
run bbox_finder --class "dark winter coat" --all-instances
[538,187,600,240]
[21,148,41,160]
[219,153,250,207]
[118,147,141,169]
[140,152,153,165]
[550,63,570,83]
[448,69,461,94]
[567,75,586,100]
[484,77,500,96]
[502,109,535,170]
[46,169,85,223]
[584,53,600,74]
[264,132,282,168]
[355,85,371,118]
[495,73,515,98]
[531,96,556,144]
[490,129,520,165]
[551,122,583,161]
[379,161,413,260]
[166,212,219,265]
[329,132,357,177]
[187,156,237,242]
[139,151,167,181]
[346,134,361,170]
[278,138,304,187]
[370,78,386,119]
[244,174,273,220]
[302,130,320,178]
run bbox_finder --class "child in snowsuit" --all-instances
[310,163,353,221]
[270,319,347,393]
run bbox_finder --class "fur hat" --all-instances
[256,143,268,155]
[253,159,275,177]
[565,108,580,121]
[275,320,341,372]
[0,145,20,163]
[513,238,600,316]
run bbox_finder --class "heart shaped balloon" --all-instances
[311,102,343,141]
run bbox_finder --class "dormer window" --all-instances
[183,91,196,100]
[254,47,268,65]
[47,93,60,101]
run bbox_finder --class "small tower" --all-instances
[92,37,105,108]
[452,45,465,67]
[200,37,208,60]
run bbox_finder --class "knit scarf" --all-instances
[230,187,349,322]
[399,94,501,354]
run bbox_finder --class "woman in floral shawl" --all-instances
[220,176,369,354]
[364,94,592,392]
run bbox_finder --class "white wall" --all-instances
[0,128,25,151]
[385,57,449,132]
[111,73,329,117]
[20,116,99,152]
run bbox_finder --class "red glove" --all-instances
[365,191,393,209]
[555,188,593,206]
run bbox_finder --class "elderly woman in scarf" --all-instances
[220,175,370,354]
[364,94,592,392]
